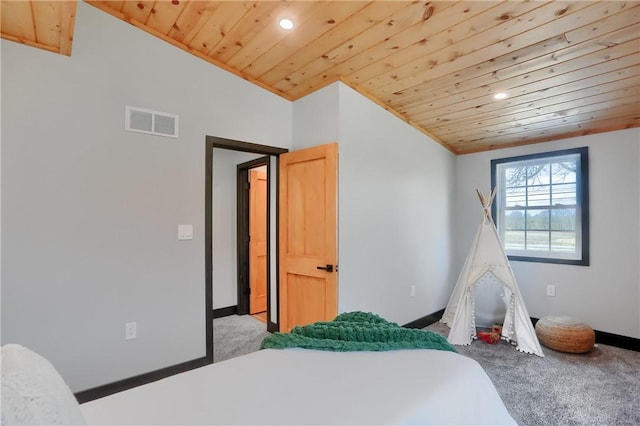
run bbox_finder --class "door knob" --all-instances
[316,264,334,272]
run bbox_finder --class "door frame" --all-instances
[205,136,287,361]
[236,156,269,316]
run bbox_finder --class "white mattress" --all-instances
[81,348,516,425]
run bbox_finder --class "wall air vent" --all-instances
[125,106,178,138]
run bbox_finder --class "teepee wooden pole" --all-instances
[476,189,491,220]
[488,187,497,207]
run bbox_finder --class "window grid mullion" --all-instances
[547,161,552,251]
[524,167,529,250]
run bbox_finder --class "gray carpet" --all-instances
[213,314,270,363]
[213,315,640,425]
[425,321,640,426]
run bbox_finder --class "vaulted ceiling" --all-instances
[2,1,639,154]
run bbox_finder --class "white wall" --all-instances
[292,83,457,325]
[336,84,457,325]
[292,83,339,149]
[0,2,291,392]
[455,128,640,338]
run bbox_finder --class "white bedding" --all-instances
[81,348,515,425]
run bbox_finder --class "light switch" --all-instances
[125,322,137,340]
[178,224,193,240]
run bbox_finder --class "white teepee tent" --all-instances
[441,189,544,357]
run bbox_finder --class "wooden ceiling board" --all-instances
[120,0,155,24]
[270,1,457,97]
[357,1,552,93]
[32,1,62,48]
[186,2,254,56]
[57,0,76,56]
[433,73,640,136]
[275,1,484,98]
[371,2,596,100]
[240,1,365,78]
[394,12,640,115]
[412,49,639,130]
[226,1,327,72]
[144,1,187,35]
[3,0,639,154]
[206,1,285,61]
[390,35,572,111]
[404,56,639,131]
[1,0,76,55]
[167,1,217,45]
[1,1,36,42]
[454,112,640,148]
[101,1,125,12]
[251,1,371,83]
[440,90,640,141]
[407,39,639,121]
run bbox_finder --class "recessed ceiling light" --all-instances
[493,92,508,100]
[279,18,294,30]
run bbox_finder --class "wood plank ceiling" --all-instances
[0,0,76,56]
[2,1,639,154]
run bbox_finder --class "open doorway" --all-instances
[236,158,269,322]
[205,136,287,363]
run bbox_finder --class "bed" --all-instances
[80,348,516,425]
[2,312,516,425]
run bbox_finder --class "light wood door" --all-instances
[279,143,338,332]
[249,169,267,314]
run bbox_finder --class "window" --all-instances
[491,147,589,265]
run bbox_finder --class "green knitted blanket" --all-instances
[260,311,456,353]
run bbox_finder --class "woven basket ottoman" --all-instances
[535,316,595,353]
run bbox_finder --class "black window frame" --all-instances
[491,147,589,266]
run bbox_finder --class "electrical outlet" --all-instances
[546,285,556,297]
[410,285,416,297]
[125,322,137,340]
